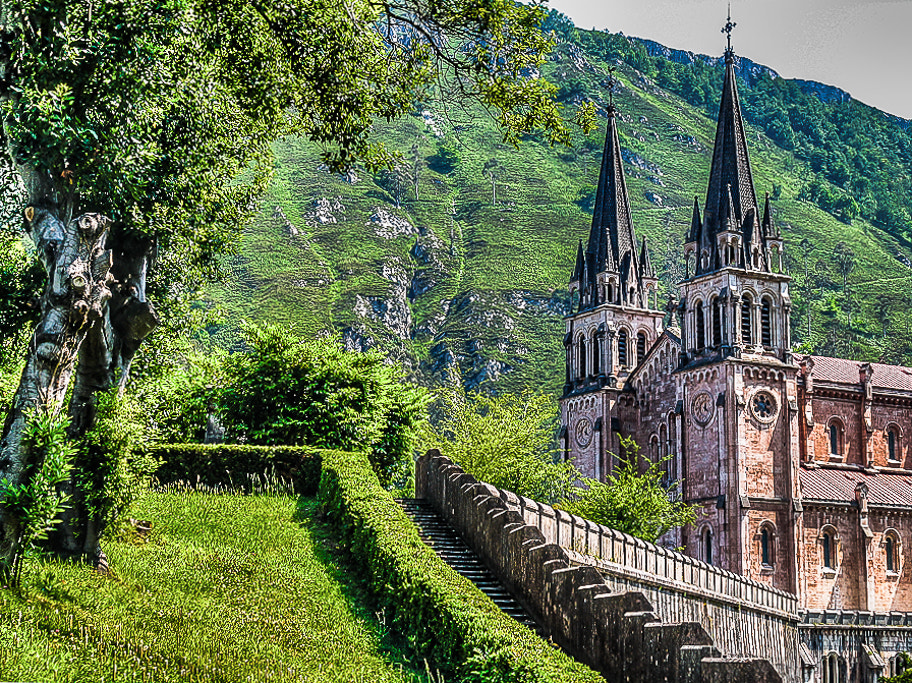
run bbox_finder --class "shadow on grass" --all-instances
[294,496,437,683]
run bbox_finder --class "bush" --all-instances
[139,346,227,444]
[149,443,322,494]
[318,448,602,683]
[75,391,160,533]
[559,436,697,543]
[420,386,578,503]
[220,323,428,487]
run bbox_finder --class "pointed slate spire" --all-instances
[588,104,639,278]
[687,197,702,243]
[571,240,585,283]
[696,31,769,275]
[639,237,656,279]
[762,192,773,236]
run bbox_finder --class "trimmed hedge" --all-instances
[149,443,323,494]
[319,448,603,683]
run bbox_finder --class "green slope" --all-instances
[207,28,912,397]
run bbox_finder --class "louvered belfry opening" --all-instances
[761,299,772,347]
[618,329,628,367]
[712,299,722,347]
[741,298,752,344]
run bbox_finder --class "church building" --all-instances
[559,34,912,624]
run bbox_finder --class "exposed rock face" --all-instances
[353,260,413,339]
[635,37,778,85]
[306,197,345,225]
[368,207,419,239]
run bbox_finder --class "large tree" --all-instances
[0,0,577,573]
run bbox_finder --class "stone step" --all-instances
[396,498,546,638]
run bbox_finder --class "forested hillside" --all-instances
[207,13,912,396]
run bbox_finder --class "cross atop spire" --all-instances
[606,66,617,112]
[722,5,736,61]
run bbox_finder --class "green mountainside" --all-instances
[207,21,912,398]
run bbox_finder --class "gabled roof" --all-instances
[797,354,912,392]
[801,466,912,508]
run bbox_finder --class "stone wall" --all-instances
[489,474,801,679]
[800,611,912,683]
[416,451,786,683]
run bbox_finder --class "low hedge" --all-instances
[318,448,602,683]
[149,443,323,494]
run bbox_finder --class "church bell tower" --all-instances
[675,16,800,593]
[559,86,663,481]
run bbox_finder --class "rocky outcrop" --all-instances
[368,207,419,239]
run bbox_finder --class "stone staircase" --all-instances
[397,498,545,636]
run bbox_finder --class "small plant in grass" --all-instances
[74,390,159,537]
[0,408,75,585]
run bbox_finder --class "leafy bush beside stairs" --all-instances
[318,448,603,683]
[148,443,323,494]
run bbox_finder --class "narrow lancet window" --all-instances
[761,299,772,347]
[618,330,628,367]
[741,298,752,344]
[695,302,705,351]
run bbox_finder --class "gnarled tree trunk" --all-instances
[0,202,159,569]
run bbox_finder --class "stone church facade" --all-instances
[559,44,912,678]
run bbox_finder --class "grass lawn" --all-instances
[0,489,430,683]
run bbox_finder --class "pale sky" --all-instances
[548,0,912,120]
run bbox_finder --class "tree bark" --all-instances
[0,208,113,562]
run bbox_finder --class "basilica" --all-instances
[559,40,912,616]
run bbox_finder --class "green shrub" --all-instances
[420,386,578,503]
[219,323,428,486]
[149,443,323,494]
[559,436,697,543]
[75,391,160,533]
[0,408,75,584]
[318,448,602,683]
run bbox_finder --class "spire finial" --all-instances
[606,66,617,113]
[722,4,736,60]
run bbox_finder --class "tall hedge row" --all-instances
[148,443,322,494]
[318,448,602,683]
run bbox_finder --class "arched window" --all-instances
[578,336,586,379]
[695,301,705,351]
[760,298,772,347]
[741,297,752,344]
[828,419,844,458]
[592,335,601,376]
[890,653,910,677]
[887,536,897,572]
[885,531,901,574]
[636,332,647,364]
[760,524,776,569]
[821,652,844,683]
[888,426,901,463]
[618,329,628,368]
[712,297,722,347]
[821,526,838,570]
[702,527,713,565]
[606,283,614,303]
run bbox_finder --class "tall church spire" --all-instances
[693,12,766,275]
[588,104,638,281]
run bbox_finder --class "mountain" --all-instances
[206,20,912,398]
